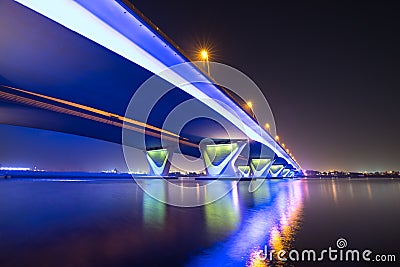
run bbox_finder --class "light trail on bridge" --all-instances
[0,84,198,148]
[0,84,182,139]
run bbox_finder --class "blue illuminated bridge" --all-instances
[0,0,302,178]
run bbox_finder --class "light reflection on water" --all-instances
[0,178,399,266]
[187,180,304,267]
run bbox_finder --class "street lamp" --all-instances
[275,135,280,142]
[246,101,253,109]
[265,123,270,133]
[200,49,210,75]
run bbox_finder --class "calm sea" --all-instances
[0,178,399,266]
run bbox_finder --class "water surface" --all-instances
[0,178,399,266]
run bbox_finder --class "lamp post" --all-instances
[265,123,270,134]
[200,49,210,75]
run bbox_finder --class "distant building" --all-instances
[305,170,321,177]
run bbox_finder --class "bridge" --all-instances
[0,0,302,178]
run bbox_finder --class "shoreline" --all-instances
[1,171,399,181]
[0,171,269,181]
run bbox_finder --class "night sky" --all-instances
[1,1,400,172]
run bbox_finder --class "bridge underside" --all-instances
[1,1,250,153]
[0,0,301,177]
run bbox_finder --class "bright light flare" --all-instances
[200,49,209,60]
